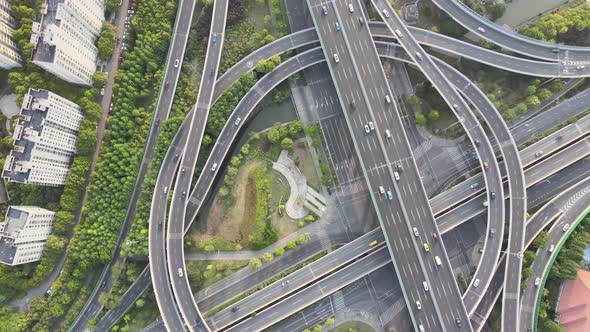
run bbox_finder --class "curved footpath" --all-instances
[431,0,590,62]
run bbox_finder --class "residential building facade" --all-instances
[3,89,84,186]
[0,0,22,69]
[0,206,56,266]
[31,0,105,86]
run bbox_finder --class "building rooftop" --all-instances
[0,237,17,265]
[557,268,590,332]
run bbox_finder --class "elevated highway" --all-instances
[431,0,590,63]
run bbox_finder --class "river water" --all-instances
[495,0,571,27]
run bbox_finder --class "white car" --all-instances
[415,52,423,60]
[477,26,486,33]
[422,281,429,291]
[577,65,586,70]
[385,129,391,138]
[368,121,375,131]
[394,171,400,181]
[379,186,385,194]
[178,268,184,278]
[549,244,555,252]
[174,59,180,68]
[100,87,105,96]
[395,29,403,37]
[562,223,570,232]
[535,277,541,286]
[348,3,354,12]
[333,53,340,63]
[413,227,419,237]
[382,9,390,18]
[473,278,480,288]
[211,162,218,172]
[234,117,241,126]
[364,124,370,133]
[415,301,422,310]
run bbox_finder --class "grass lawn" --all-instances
[189,160,264,249]
[186,260,248,291]
[332,321,376,332]
[293,140,322,190]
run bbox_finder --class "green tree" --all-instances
[297,234,309,245]
[93,71,107,88]
[527,85,537,96]
[275,247,285,256]
[537,88,552,101]
[407,94,420,107]
[526,95,541,108]
[97,23,117,61]
[106,0,119,12]
[262,252,273,263]
[325,317,335,326]
[286,241,297,250]
[427,110,440,122]
[533,230,549,249]
[281,137,293,151]
[515,103,528,114]
[267,126,282,143]
[503,108,516,120]
[542,320,565,332]
[415,114,427,126]
[249,258,262,269]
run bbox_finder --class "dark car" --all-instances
[231,306,239,313]
[165,81,170,90]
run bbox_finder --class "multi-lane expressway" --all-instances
[308,0,470,329]
[372,2,526,324]
[431,0,590,62]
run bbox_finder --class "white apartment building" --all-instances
[3,89,84,186]
[31,0,105,86]
[0,0,22,69]
[0,206,56,266]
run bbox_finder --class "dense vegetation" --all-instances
[0,0,178,330]
[97,23,118,61]
[535,215,590,331]
[520,1,590,46]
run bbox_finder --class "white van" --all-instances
[164,186,168,194]
[385,129,391,138]
[385,95,391,104]
[473,278,480,288]
[434,256,442,266]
